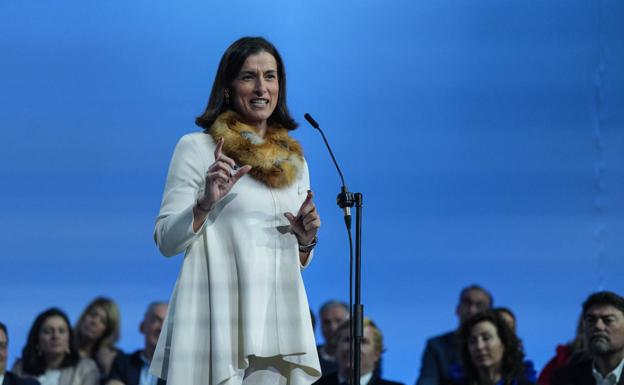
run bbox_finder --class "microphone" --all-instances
[304,113,353,229]
[304,113,319,129]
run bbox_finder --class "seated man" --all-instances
[314,317,403,385]
[0,322,40,385]
[106,302,168,385]
[552,291,624,385]
[416,284,493,385]
[317,300,350,376]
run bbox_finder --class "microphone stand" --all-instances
[305,114,364,385]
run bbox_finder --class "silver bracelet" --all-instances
[298,236,318,253]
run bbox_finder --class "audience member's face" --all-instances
[457,289,491,323]
[498,311,516,333]
[335,325,380,378]
[321,305,349,343]
[39,315,70,358]
[141,304,168,349]
[467,321,505,372]
[0,329,7,374]
[80,305,108,341]
[584,304,624,357]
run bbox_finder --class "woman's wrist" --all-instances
[195,197,213,213]
[298,235,318,253]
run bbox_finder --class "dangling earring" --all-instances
[224,89,230,105]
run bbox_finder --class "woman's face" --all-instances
[468,320,505,371]
[80,305,108,341]
[229,51,279,131]
[38,315,70,357]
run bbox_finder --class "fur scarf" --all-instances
[208,111,304,188]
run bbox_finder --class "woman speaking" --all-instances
[151,37,322,385]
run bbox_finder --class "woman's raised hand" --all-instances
[198,137,251,212]
[284,191,321,246]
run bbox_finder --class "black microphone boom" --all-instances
[304,113,353,228]
[304,113,319,129]
[304,112,364,385]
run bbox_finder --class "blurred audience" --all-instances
[12,308,99,385]
[105,302,168,385]
[551,291,624,385]
[313,317,403,385]
[0,322,40,385]
[416,285,493,385]
[4,288,622,385]
[537,316,587,385]
[318,300,350,376]
[458,310,533,385]
[74,297,121,381]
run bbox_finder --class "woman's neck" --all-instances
[44,353,66,370]
[77,337,96,358]
[233,112,267,138]
[252,121,267,138]
[477,367,503,385]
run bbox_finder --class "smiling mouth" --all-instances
[250,98,269,106]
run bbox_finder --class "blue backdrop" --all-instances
[1,1,623,384]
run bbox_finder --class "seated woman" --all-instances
[12,307,99,385]
[74,297,121,380]
[458,310,533,385]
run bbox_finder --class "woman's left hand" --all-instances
[284,191,321,245]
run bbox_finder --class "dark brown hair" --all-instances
[459,310,525,385]
[195,36,297,131]
[22,308,80,376]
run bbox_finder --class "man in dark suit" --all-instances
[314,317,403,385]
[317,300,350,376]
[0,322,39,385]
[415,285,493,385]
[552,291,624,385]
[105,302,168,385]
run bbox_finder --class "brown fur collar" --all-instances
[208,110,304,188]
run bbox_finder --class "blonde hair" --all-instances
[334,317,384,356]
[75,297,120,351]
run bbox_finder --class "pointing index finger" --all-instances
[297,190,314,218]
[214,137,224,159]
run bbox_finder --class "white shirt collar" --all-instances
[592,357,624,385]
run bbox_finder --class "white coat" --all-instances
[150,132,321,385]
